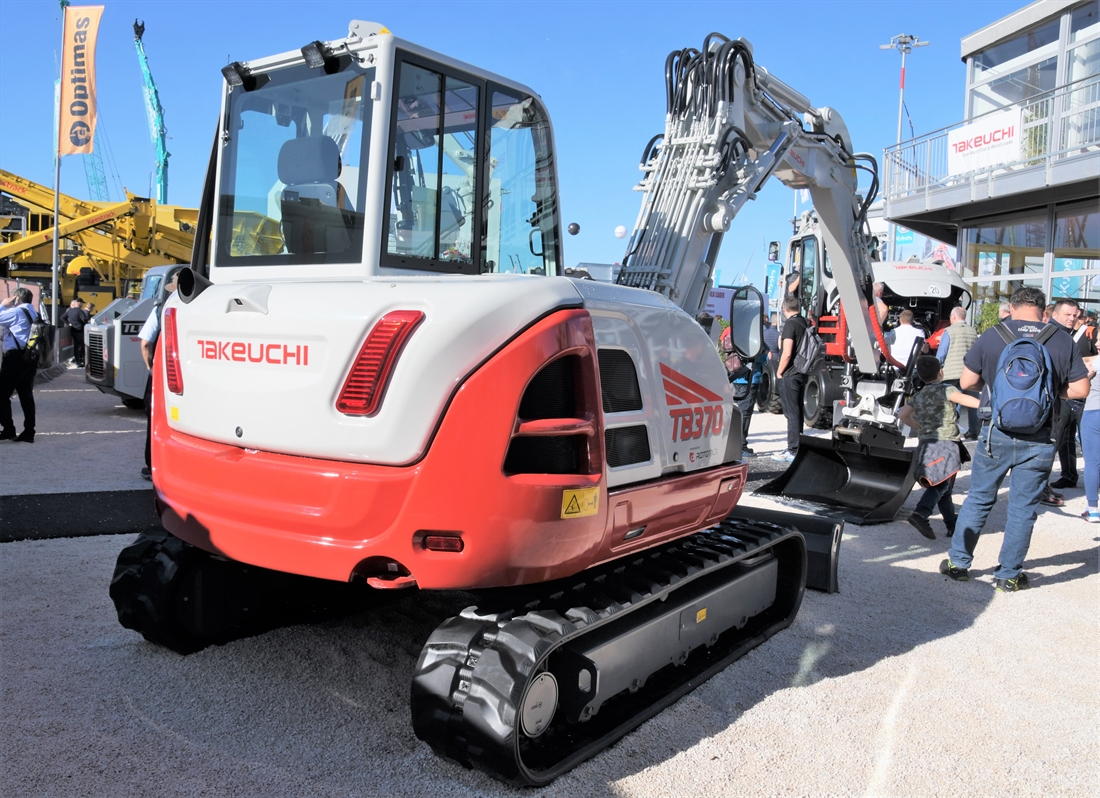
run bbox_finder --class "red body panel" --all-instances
[151,309,748,589]
[817,310,849,361]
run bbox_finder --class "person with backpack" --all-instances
[0,288,41,443]
[940,287,1090,592]
[773,295,814,463]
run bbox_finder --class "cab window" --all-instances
[800,238,818,313]
[215,60,373,266]
[384,62,479,269]
[381,56,561,276]
[481,90,560,275]
[141,275,163,301]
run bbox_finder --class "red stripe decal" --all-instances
[659,362,723,402]
[663,379,706,405]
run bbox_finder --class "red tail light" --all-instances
[336,310,424,416]
[163,307,184,395]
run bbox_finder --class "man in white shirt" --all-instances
[888,309,925,369]
[138,273,178,479]
[0,288,40,443]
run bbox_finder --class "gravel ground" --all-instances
[1,385,1097,796]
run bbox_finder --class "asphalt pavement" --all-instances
[1,366,158,541]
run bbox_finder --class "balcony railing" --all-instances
[883,75,1100,204]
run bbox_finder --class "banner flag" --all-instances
[58,5,104,156]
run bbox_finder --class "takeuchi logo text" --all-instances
[951,126,1014,154]
[197,339,309,366]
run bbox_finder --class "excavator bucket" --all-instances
[755,425,917,525]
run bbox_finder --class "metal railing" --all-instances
[883,75,1100,203]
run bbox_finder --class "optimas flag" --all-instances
[59,5,104,156]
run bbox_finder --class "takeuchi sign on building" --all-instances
[947,110,1021,176]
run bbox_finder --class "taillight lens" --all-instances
[336,310,424,416]
[163,307,184,395]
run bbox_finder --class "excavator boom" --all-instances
[615,36,926,523]
[617,36,881,373]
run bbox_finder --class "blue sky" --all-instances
[0,0,1024,288]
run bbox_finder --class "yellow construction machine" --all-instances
[0,169,196,313]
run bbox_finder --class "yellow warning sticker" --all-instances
[170,406,179,421]
[561,487,599,519]
[696,608,707,624]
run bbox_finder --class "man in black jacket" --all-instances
[62,299,90,367]
[773,295,808,463]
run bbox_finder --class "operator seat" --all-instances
[278,136,351,256]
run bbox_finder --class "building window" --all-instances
[967,3,1100,120]
[1071,2,1100,44]
[970,57,1058,117]
[972,18,1060,78]
[968,276,1045,308]
[962,212,1048,281]
[1051,203,1100,303]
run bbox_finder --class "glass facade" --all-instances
[967,2,1100,119]
[957,4,1100,321]
[963,203,1100,315]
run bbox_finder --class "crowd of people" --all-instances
[725,285,1099,594]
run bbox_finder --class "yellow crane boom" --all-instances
[0,168,196,301]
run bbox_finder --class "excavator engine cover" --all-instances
[756,426,917,525]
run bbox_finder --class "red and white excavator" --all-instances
[110,23,902,785]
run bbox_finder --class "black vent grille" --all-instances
[518,356,576,420]
[605,425,651,468]
[87,333,104,379]
[598,349,642,414]
[504,435,582,475]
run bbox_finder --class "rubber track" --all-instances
[110,530,378,654]
[411,519,806,786]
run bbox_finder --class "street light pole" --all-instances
[880,33,929,262]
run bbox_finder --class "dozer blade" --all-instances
[727,505,843,594]
[755,427,917,525]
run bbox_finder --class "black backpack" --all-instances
[15,307,53,367]
[793,319,824,375]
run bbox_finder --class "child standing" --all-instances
[898,355,982,540]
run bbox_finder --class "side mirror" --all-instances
[728,285,765,360]
[768,241,780,262]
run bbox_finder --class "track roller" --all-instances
[411,520,806,786]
